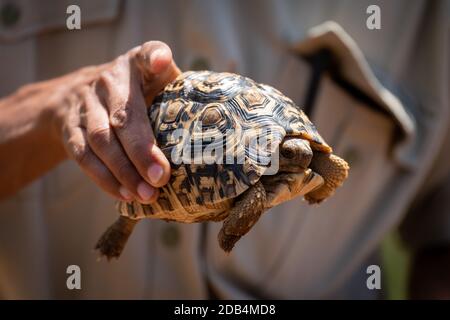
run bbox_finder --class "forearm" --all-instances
[0,84,67,199]
[0,63,109,200]
[0,41,179,203]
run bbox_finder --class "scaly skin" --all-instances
[304,152,349,204]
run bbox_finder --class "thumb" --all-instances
[133,41,181,105]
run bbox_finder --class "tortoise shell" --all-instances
[118,71,331,222]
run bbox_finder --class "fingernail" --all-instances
[150,48,170,73]
[148,163,164,185]
[119,186,133,201]
[150,49,163,68]
[151,48,163,60]
[137,182,155,201]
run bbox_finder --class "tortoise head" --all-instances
[279,137,313,172]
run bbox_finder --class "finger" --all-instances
[133,41,182,104]
[99,57,171,188]
[81,85,159,203]
[62,122,132,201]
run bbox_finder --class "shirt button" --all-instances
[1,3,21,28]
[190,56,211,71]
[161,224,180,248]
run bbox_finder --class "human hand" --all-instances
[52,41,181,203]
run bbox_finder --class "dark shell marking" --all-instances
[119,71,330,222]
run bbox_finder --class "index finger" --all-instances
[100,43,178,188]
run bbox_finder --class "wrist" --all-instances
[42,97,68,161]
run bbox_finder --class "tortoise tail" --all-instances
[95,216,138,261]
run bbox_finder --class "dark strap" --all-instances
[301,48,391,119]
[199,223,220,299]
[302,49,334,116]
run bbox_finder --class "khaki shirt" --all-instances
[0,0,449,299]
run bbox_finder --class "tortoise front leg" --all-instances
[262,170,324,208]
[218,181,267,252]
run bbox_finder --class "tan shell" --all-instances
[119,71,332,222]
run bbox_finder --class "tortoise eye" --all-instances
[281,147,296,159]
[202,107,222,126]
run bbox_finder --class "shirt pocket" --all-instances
[0,0,120,42]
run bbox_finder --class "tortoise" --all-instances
[96,71,349,260]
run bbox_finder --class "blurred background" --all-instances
[0,0,449,299]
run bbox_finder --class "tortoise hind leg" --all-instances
[95,216,138,260]
[218,181,267,252]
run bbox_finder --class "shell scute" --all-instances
[130,71,331,219]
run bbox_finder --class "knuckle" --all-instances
[115,161,140,185]
[98,68,121,92]
[109,106,131,130]
[78,84,91,97]
[67,139,91,166]
[128,45,141,55]
[92,163,111,182]
[88,126,110,147]
[102,59,126,82]
[97,71,114,91]
[127,135,150,160]
[114,54,129,66]
[79,65,99,75]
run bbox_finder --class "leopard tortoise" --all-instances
[96,71,349,260]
